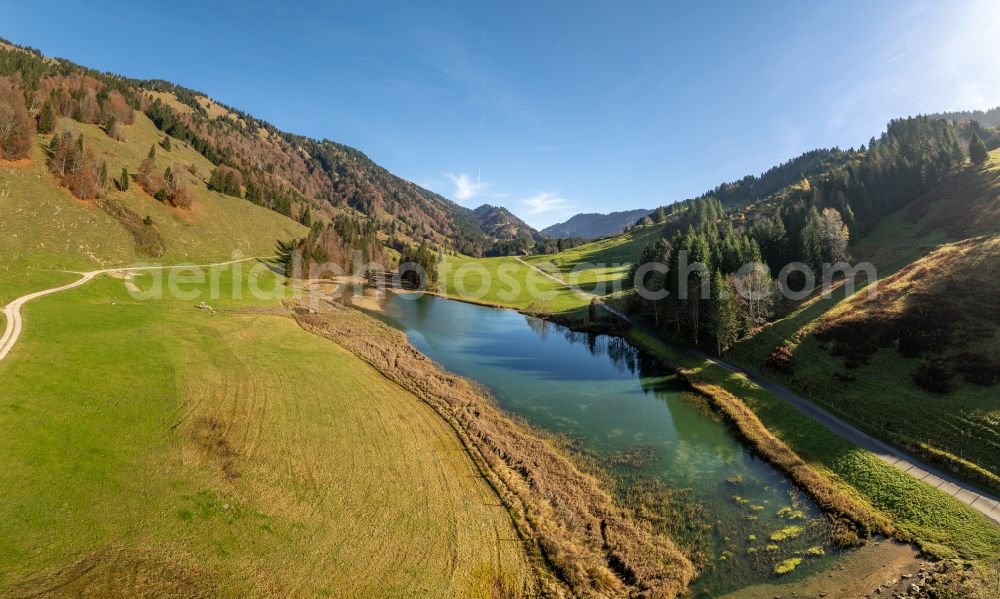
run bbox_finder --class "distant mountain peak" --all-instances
[472,204,541,241]
[541,209,652,239]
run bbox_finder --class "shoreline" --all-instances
[403,281,1000,563]
[625,329,895,545]
[383,285,896,544]
[289,296,697,598]
[306,283,902,593]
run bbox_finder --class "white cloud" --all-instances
[445,171,487,202]
[520,191,571,215]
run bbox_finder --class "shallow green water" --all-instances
[374,293,845,595]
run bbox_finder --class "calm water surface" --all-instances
[369,293,847,595]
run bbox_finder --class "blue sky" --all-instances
[5,1,999,227]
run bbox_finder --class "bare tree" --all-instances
[733,263,774,333]
[0,78,33,160]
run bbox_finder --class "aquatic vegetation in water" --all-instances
[608,443,661,468]
[731,495,750,505]
[726,473,744,485]
[777,506,806,520]
[770,525,805,542]
[747,534,757,542]
[774,557,802,575]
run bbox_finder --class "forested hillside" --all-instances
[0,38,522,258]
[925,106,1000,128]
[472,204,543,256]
[691,148,852,209]
[626,113,999,354]
[613,112,1000,497]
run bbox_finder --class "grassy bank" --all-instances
[0,266,531,597]
[629,331,1000,562]
[293,298,697,598]
[630,330,894,546]
[438,254,592,315]
[742,236,1000,497]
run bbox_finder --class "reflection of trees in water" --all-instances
[409,294,433,321]
[522,314,671,380]
[523,315,551,341]
[607,336,639,375]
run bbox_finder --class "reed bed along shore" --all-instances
[290,298,696,599]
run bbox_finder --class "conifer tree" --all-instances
[800,207,823,273]
[970,132,989,166]
[160,136,172,151]
[48,131,61,155]
[244,178,261,203]
[120,166,129,191]
[37,101,55,134]
[683,230,712,344]
[98,160,108,192]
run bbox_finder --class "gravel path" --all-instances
[0,257,267,363]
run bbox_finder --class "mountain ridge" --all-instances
[0,36,512,257]
[472,204,542,241]
[541,208,652,238]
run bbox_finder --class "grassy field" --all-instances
[0,114,306,303]
[436,224,666,316]
[0,266,531,597]
[630,331,1000,563]
[438,254,592,315]
[523,222,664,290]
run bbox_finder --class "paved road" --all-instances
[0,257,267,364]
[515,256,1000,526]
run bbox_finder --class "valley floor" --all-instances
[0,267,531,597]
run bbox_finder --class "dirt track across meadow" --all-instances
[0,257,265,363]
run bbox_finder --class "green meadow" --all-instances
[0,266,530,596]
[438,253,592,314]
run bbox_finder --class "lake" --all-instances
[365,291,844,595]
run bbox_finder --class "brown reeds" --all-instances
[291,298,696,599]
